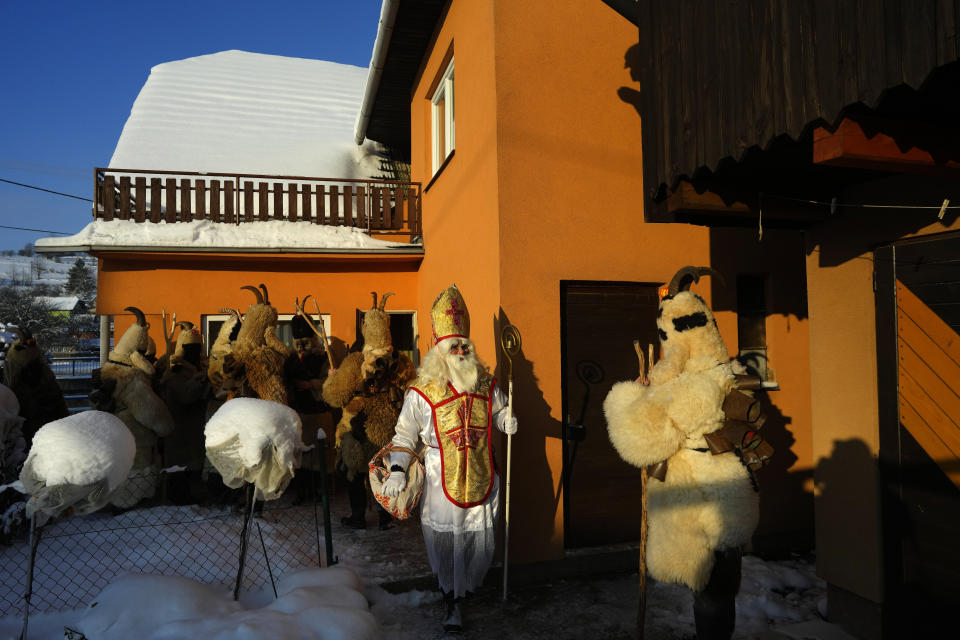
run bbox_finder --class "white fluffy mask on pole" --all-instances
[440,338,480,393]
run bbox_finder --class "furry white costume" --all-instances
[604,267,759,593]
[99,307,175,509]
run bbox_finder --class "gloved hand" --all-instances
[502,415,518,435]
[382,469,407,497]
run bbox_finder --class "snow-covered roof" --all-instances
[35,296,83,311]
[35,219,420,253]
[109,50,381,179]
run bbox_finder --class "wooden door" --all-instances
[561,281,660,548]
[876,234,960,634]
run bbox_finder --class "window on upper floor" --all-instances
[431,58,455,176]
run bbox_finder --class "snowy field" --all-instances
[0,486,827,640]
[0,255,93,289]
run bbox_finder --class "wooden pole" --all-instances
[633,339,651,638]
[233,484,256,601]
[18,513,40,640]
[311,299,337,370]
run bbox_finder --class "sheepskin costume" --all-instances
[2,326,69,447]
[323,292,416,478]
[100,307,175,509]
[230,285,290,405]
[322,292,415,528]
[285,302,333,480]
[207,309,242,396]
[158,321,210,479]
[604,267,759,592]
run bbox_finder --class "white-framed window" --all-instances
[431,58,455,175]
[203,313,332,353]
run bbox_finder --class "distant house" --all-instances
[35,296,88,318]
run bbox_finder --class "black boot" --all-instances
[378,504,394,531]
[340,474,367,529]
[693,547,742,640]
[441,590,463,634]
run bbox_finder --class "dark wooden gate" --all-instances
[561,281,660,548]
[876,233,960,635]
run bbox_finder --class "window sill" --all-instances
[424,150,455,193]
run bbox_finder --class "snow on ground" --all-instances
[35,219,411,251]
[0,485,827,640]
[70,567,377,640]
[0,255,92,288]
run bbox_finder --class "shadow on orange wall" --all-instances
[493,308,563,560]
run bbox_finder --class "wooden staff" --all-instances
[162,309,177,358]
[311,299,338,371]
[633,339,651,638]
[500,325,522,603]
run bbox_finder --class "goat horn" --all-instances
[241,285,264,304]
[258,284,270,305]
[666,266,725,296]
[10,326,24,342]
[379,292,395,311]
[124,306,147,326]
[219,308,242,321]
[301,294,312,310]
[371,291,378,309]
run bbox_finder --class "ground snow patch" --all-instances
[74,566,377,640]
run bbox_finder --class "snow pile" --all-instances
[205,398,303,500]
[73,566,377,640]
[35,219,409,251]
[19,411,135,523]
[109,50,382,180]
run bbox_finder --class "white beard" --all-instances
[445,352,479,393]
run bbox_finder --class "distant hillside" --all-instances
[0,254,97,290]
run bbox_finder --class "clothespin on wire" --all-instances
[938,199,950,220]
[757,192,763,242]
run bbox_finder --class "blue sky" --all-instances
[0,0,382,252]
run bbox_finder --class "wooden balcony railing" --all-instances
[94,168,422,241]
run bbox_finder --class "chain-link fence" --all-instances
[0,496,330,617]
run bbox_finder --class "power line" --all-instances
[0,224,71,235]
[0,177,93,202]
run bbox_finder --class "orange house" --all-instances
[38,0,815,598]
[354,0,813,568]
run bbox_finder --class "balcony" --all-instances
[94,168,422,244]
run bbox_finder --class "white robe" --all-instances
[391,382,511,597]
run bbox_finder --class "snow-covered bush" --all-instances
[19,410,135,524]
[205,397,303,501]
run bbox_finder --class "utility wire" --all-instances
[0,177,93,202]
[0,224,71,235]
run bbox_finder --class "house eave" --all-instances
[35,244,424,256]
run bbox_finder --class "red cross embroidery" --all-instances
[445,298,465,329]
[446,398,484,450]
